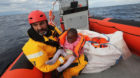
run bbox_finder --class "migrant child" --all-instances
[46,28,85,72]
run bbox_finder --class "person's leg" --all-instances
[46,49,66,65]
[57,55,75,72]
[62,54,88,78]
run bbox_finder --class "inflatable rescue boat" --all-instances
[89,17,140,56]
[1,0,140,78]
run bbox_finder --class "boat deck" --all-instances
[74,55,140,78]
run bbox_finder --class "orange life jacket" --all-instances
[91,37,108,48]
[59,31,86,57]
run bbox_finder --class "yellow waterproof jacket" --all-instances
[63,54,88,78]
[22,26,63,72]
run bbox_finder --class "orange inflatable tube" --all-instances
[89,17,140,56]
[1,52,51,78]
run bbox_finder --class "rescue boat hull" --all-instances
[89,17,140,56]
[1,52,51,78]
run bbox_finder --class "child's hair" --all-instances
[67,28,78,37]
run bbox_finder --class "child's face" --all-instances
[67,33,77,43]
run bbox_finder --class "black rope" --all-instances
[90,22,140,37]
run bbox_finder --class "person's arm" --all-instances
[24,49,65,73]
[36,56,65,72]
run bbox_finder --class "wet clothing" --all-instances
[58,31,88,78]
[63,54,88,78]
[22,25,62,72]
[62,35,84,56]
[23,27,88,78]
[46,49,76,72]
[59,31,86,57]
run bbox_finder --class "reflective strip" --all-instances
[27,51,43,59]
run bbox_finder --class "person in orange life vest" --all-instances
[46,28,85,72]
[22,10,64,73]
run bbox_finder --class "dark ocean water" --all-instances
[89,3,140,21]
[0,3,140,76]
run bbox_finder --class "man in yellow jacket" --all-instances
[22,10,88,78]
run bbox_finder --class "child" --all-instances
[46,28,85,72]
